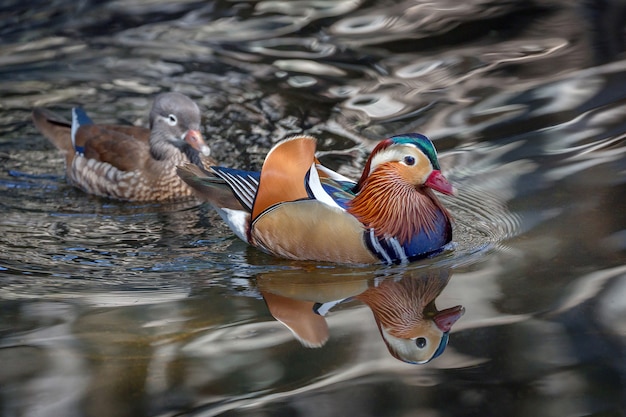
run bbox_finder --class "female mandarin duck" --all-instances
[178,133,454,264]
[32,92,212,201]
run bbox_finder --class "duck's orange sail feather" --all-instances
[251,135,317,220]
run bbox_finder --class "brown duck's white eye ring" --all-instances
[167,114,178,126]
[403,155,416,166]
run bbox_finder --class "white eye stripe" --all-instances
[369,146,426,173]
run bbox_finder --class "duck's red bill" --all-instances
[425,170,455,196]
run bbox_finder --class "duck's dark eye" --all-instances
[416,337,427,349]
[404,155,416,166]
[167,114,178,126]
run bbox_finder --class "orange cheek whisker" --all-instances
[348,166,444,245]
[356,274,449,338]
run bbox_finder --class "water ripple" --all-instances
[247,38,336,59]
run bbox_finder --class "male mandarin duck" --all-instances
[178,133,454,264]
[32,92,212,201]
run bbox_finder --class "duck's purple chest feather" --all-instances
[364,208,451,264]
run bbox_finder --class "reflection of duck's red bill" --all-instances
[434,305,465,332]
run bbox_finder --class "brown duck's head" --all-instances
[149,92,211,157]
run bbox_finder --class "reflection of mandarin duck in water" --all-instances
[257,269,464,364]
[32,92,213,201]
[353,274,464,364]
[178,133,454,264]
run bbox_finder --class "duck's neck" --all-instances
[150,134,179,161]
[149,135,200,167]
[348,169,450,245]
[356,276,447,338]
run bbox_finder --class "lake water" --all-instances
[1,1,626,416]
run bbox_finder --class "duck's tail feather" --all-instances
[177,164,247,211]
[32,108,73,154]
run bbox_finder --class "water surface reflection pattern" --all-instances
[1,0,626,416]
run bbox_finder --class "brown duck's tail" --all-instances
[32,108,73,154]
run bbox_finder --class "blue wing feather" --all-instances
[71,107,94,154]
[319,177,355,210]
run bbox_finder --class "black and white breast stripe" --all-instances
[364,229,408,265]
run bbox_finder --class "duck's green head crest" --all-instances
[388,133,441,170]
[356,133,442,190]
